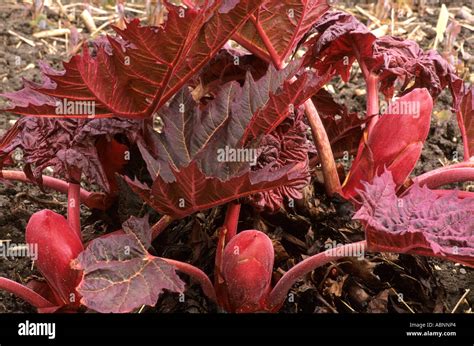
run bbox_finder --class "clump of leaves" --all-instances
[0,2,473,314]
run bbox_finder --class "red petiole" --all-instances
[223,203,241,243]
[413,162,474,189]
[0,170,107,210]
[0,277,56,310]
[67,172,82,241]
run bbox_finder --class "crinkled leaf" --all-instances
[0,116,141,191]
[354,170,474,267]
[367,36,463,104]
[304,10,375,82]
[305,11,463,103]
[241,67,332,143]
[0,120,21,165]
[459,87,474,159]
[191,47,269,100]
[73,216,185,313]
[342,88,433,199]
[325,113,368,161]
[4,0,262,118]
[245,110,311,212]
[233,0,330,67]
[144,61,322,181]
[0,117,97,184]
[204,60,304,159]
[129,62,323,217]
[127,160,307,218]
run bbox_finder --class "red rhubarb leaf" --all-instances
[129,63,322,217]
[73,216,185,313]
[245,110,311,212]
[354,170,474,267]
[233,0,330,67]
[127,160,307,219]
[139,61,308,182]
[367,36,463,104]
[310,88,346,118]
[342,88,433,199]
[5,0,262,118]
[459,87,474,159]
[305,11,463,104]
[304,10,375,82]
[241,66,332,143]
[0,117,141,191]
[191,47,269,100]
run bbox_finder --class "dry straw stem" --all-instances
[433,4,449,49]
[8,30,35,47]
[390,287,415,313]
[53,0,74,21]
[80,9,97,33]
[33,28,82,39]
[451,288,471,313]
[355,5,382,27]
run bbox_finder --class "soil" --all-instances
[0,2,473,314]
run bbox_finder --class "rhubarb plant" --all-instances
[0,1,473,313]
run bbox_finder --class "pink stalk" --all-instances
[161,258,217,303]
[0,170,99,209]
[277,85,340,197]
[414,162,474,189]
[350,40,380,131]
[0,277,55,310]
[151,215,174,240]
[365,74,380,132]
[224,203,241,243]
[304,99,342,196]
[68,182,82,241]
[267,240,367,310]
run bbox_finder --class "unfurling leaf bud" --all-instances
[26,210,84,307]
[221,230,274,313]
